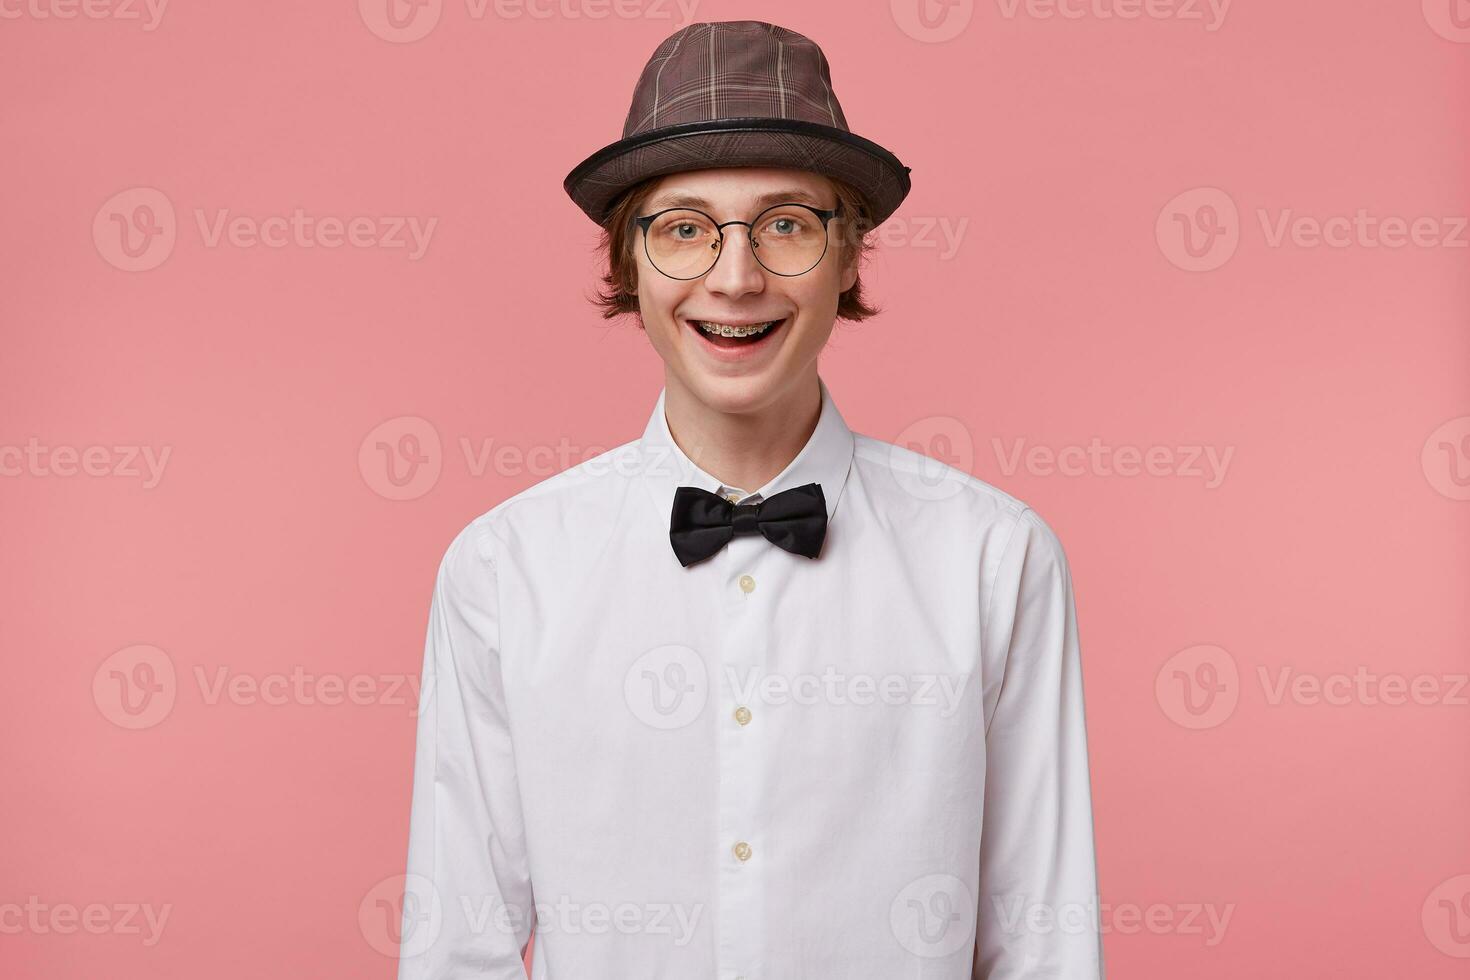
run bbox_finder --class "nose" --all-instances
[702,224,766,299]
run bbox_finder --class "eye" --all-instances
[760,212,810,237]
[650,211,715,245]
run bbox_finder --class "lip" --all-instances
[683,316,790,362]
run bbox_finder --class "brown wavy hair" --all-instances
[585,172,883,325]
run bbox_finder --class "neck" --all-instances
[662,371,822,493]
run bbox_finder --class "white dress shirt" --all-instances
[397,377,1104,979]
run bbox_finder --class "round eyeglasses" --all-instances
[633,200,844,280]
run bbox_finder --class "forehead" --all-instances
[643,167,835,213]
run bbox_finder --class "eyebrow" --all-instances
[645,188,828,212]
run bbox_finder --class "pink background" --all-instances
[3,1,1468,977]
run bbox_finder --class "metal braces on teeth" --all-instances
[698,320,777,338]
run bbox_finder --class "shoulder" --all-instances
[850,430,1073,568]
[850,431,1039,524]
[435,436,643,573]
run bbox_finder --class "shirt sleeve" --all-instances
[973,508,1105,979]
[397,521,536,980]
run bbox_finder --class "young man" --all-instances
[398,20,1103,980]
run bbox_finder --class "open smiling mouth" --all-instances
[684,317,789,350]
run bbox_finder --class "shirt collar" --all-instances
[638,375,856,528]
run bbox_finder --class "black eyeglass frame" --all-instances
[632,200,845,280]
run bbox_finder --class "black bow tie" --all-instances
[668,483,828,567]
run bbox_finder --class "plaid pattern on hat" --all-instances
[564,21,912,227]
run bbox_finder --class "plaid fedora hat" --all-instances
[563,20,912,228]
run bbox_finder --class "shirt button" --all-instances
[733,841,752,861]
[738,574,755,594]
[724,491,742,503]
[734,705,752,725]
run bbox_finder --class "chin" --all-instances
[680,371,779,415]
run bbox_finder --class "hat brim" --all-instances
[563,117,912,228]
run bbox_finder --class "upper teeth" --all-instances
[697,320,778,338]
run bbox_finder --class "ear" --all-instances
[838,236,859,293]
